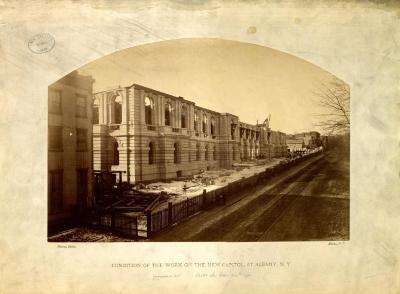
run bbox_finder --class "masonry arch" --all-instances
[148,141,155,164]
[165,101,173,126]
[202,114,208,133]
[210,117,216,136]
[196,142,201,161]
[112,94,123,124]
[93,97,100,125]
[173,142,180,163]
[194,111,199,133]
[213,145,217,160]
[145,96,154,125]
[112,140,119,165]
[181,105,187,128]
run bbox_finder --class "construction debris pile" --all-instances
[48,228,133,242]
[104,190,160,212]
[138,158,287,211]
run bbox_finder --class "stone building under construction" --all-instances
[93,84,287,184]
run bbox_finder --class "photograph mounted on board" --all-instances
[47,39,350,242]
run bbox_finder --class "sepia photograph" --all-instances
[47,39,350,242]
[3,0,400,293]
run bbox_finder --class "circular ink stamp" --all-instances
[28,33,55,54]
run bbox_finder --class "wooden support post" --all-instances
[202,189,207,209]
[146,210,152,239]
[111,213,115,231]
[168,202,172,226]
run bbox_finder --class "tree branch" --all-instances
[312,77,350,135]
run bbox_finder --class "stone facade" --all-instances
[286,138,304,152]
[286,131,322,153]
[93,84,287,184]
[290,131,321,149]
[48,71,95,229]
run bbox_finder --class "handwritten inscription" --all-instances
[112,260,291,281]
[153,273,182,280]
[195,272,251,279]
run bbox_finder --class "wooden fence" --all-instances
[146,150,323,238]
[95,151,322,239]
[98,212,140,238]
[148,194,205,236]
[149,208,169,233]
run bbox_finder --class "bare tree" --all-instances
[313,77,350,135]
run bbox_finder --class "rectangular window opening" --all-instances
[76,128,88,151]
[49,126,63,151]
[49,170,63,214]
[76,94,87,118]
[49,89,62,114]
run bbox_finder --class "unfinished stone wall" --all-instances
[93,84,286,184]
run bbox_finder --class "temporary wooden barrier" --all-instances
[146,151,323,237]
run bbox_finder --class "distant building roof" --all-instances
[55,71,95,91]
[286,139,303,144]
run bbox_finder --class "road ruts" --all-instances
[151,153,332,242]
[188,157,328,241]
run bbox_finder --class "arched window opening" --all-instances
[114,95,122,124]
[174,143,179,163]
[230,123,236,140]
[211,117,215,135]
[196,143,201,161]
[194,111,199,132]
[148,142,155,164]
[181,105,187,128]
[145,96,154,125]
[113,141,119,165]
[213,145,217,160]
[202,114,208,133]
[165,102,172,126]
[93,98,100,124]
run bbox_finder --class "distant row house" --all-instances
[286,138,305,152]
[286,131,322,152]
[48,71,95,230]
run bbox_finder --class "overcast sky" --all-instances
[79,38,341,134]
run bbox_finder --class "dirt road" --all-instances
[152,149,349,241]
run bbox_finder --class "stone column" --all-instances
[160,96,165,126]
[98,94,104,124]
[155,95,161,126]
[121,90,127,125]
[109,94,115,124]
[190,106,195,132]
[177,101,181,128]
[102,93,107,124]
[141,90,146,125]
